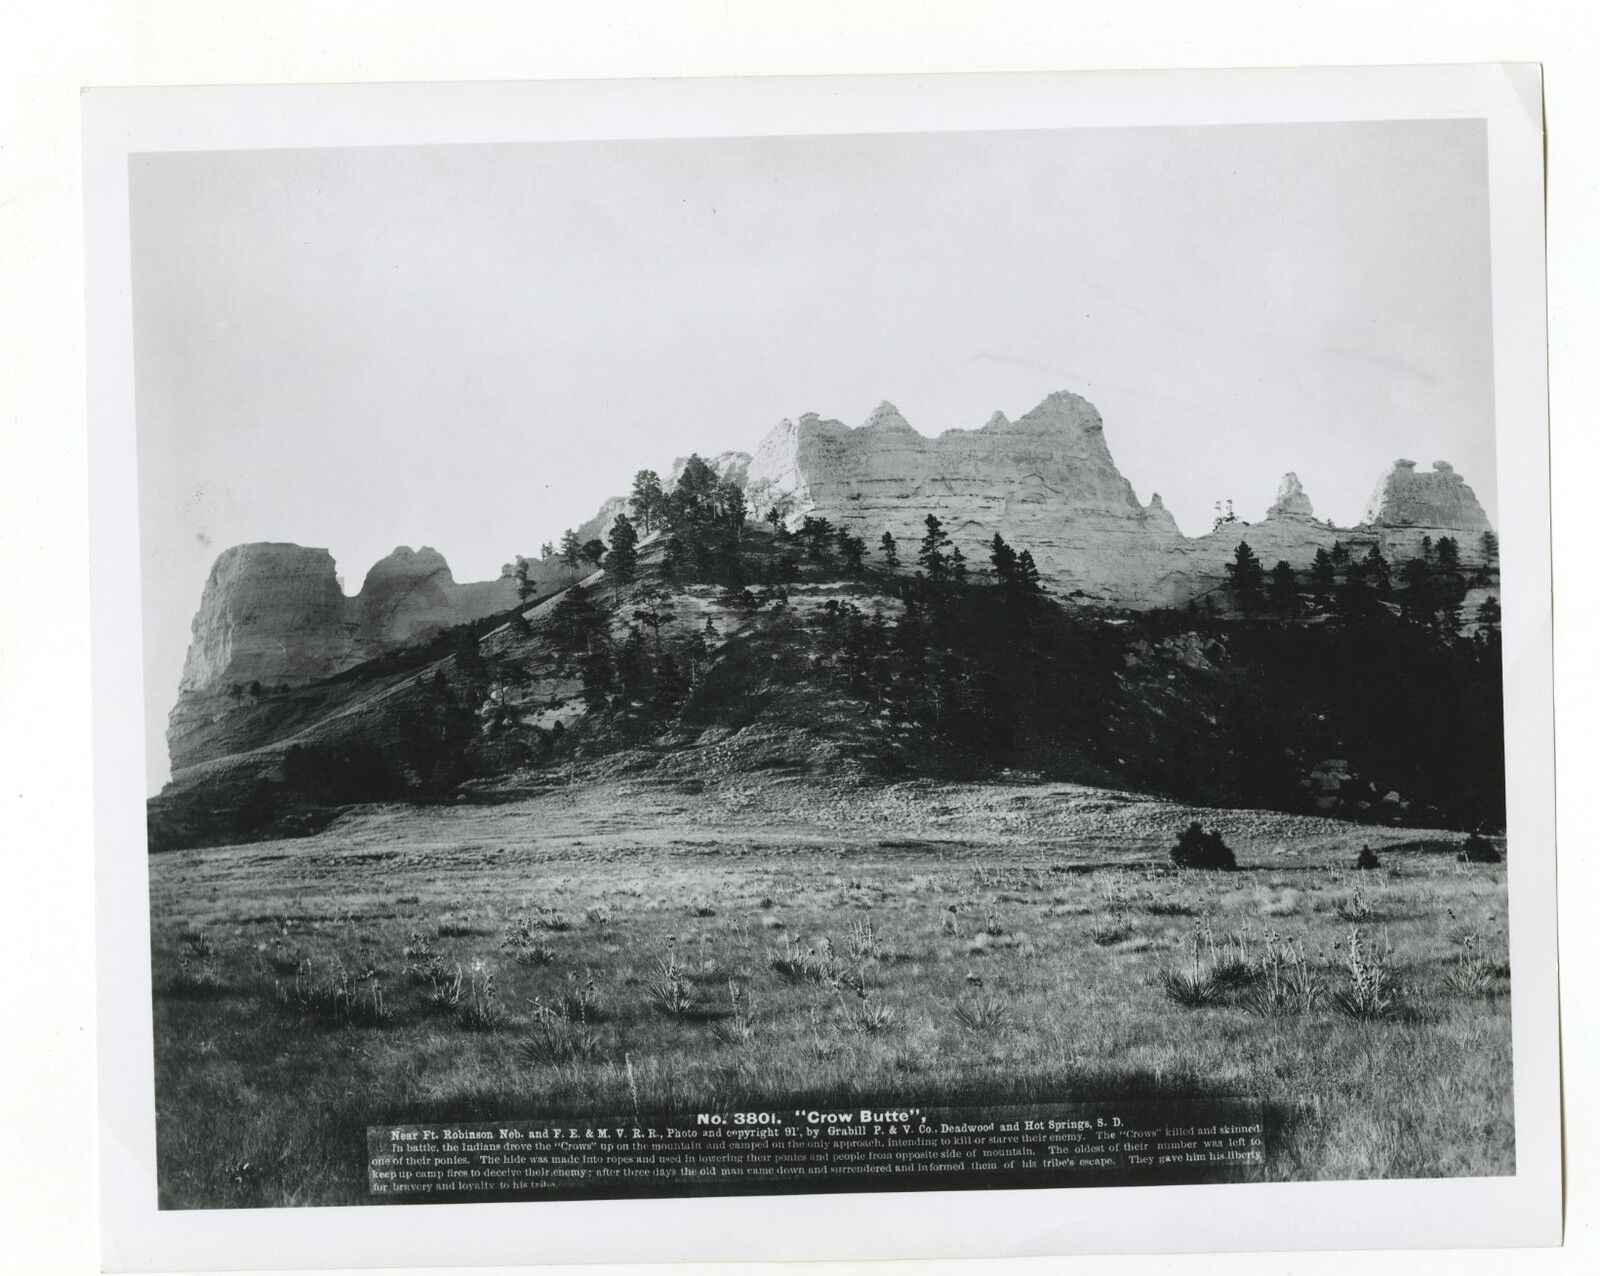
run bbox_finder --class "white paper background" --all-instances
[5,5,1598,1276]
[83,64,1555,1273]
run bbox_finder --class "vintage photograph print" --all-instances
[128,113,1521,1215]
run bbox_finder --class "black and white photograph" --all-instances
[81,67,1559,1267]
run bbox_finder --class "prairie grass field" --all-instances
[148,776,1513,1209]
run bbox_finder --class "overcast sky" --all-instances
[131,120,1494,789]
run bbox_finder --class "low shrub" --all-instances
[1356,845,1381,870]
[1170,822,1236,871]
[1458,833,1503,864]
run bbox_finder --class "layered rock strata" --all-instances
[168,543,531,771]
[743,392,1494,606]
[746,392,1184,602]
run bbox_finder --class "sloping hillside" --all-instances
[149,505,1505,853]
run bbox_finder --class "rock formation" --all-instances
[1267,472,1316,521]
[168,543,531,772]
[746,391,1186,602]
[742,391,1493,606]
[176,544,358,699]
[169,387,1497,774]
[1363,459,1493,561]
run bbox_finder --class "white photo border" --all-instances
[86,65,1556,1271]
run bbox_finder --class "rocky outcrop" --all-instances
[1363,459,1494,563]
[746,391,1187,602]
[743,393,1495,606]
[168,543,527,772]
[672,450,751,491]
[1267,472,1316,521]
[353,546,518,648]
[169,389,1497,774]
[176,544,357,699]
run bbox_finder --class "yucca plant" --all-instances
[456,959,508,1030]
[1241,930,1321,1016]
[710,980,758,1047]
[646,951,695,1017]
[1159,925,1223,1007]
[1443,932,1496,997]
[953,991,1010,1033]
[1329,928,1397,1020]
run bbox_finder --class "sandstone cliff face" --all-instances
[746,392,1185,601]
[353,546,519,649]
[169,542,523,772]
[742,392,1495,605]
[1364,459,1493,563]
[177,544,356,696]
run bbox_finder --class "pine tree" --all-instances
[836,529,866,574]
[918,514,952,581]
[651,650,687,711]
[880,531,899,569]
[581,538,606,568]
[798,515,834,563]
[559,529,582,569]
[513,555,537,605]
[989,533,1017,582]
[669,454,721,530]
[1225,541,1265,613]
[949,545,968,585]
[540,540,554,560]
[632,589,676,650]
[550,583,604,653]
[629,470,666,534]
[1310,546,1336,607]
[1480,530,1499,562]
[615,625,650,699]
[990,534,1032,632]
[453,628,487,680]
[1364,544,1391,598]
[579,642,616,713]
[1435,536,1461,571]
[1399,555,1433,624]
[718,478,747,535]
[1268,560,1298,615]
[1015,550,1041,596]
[604,513,640,583]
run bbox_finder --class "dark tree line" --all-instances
[1225,534,1500,647]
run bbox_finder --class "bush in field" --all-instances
[1356,845,1381,870]
[1458,833,1503,864]
[1170,821,1236,871]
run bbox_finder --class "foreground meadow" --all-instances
[148,776,1512,1209]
